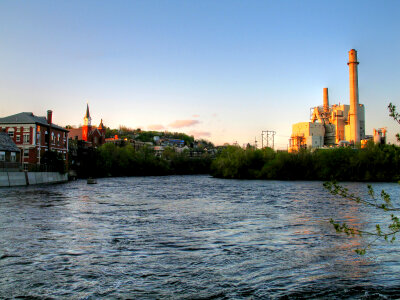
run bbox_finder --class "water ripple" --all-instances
[0,175,399,299]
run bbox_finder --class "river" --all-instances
[1,175,400,299]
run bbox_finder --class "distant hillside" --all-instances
[105,126,194,145]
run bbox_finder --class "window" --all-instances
[23,133,30,144]
[7,129,14,138]
[57,134,60,143]
[23,151,29,158]
[16,135,20,142]
[10,152,16,162]
[0,151,5,161]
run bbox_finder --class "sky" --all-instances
[0,0,399,148]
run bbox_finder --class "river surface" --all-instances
[1,175,400,299]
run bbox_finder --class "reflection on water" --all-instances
[0,176,399,299]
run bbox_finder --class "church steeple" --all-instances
[98,119,104,130]
[82,103,92,141]
[84,103,91,126]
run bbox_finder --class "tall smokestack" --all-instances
[323,88,329,113]
[348,49,360,143]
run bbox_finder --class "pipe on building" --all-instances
[348,49,360,143]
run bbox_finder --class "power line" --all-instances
[261,130,276,149]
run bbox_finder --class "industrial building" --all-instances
[289,49,384,152]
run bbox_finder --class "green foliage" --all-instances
[97,143,169,176]
[105,126,196,146]
[94,143,212,177]
[388,103,400,142]
[211,144,400,181]
[325,181,400,254]
[135,131,162,143]
[195,139,215,149]
[105,127,120,139]
[41,150,66,174]
[325,102,400,254]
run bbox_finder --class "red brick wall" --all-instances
[0,124,68,164]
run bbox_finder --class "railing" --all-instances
[0,162,22,172]
[25,163,62,173]
[0,162,63,173]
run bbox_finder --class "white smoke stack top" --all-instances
[348,49,360,143]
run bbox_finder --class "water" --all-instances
[1,175,400,299]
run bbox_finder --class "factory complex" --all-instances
[289,49,386,152]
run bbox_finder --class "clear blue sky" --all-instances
[1,0,399,147]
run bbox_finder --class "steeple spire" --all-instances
[84,103,92,126]
[98,119,104,130]
[85,103,91,119]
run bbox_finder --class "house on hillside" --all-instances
[0,110,68,167]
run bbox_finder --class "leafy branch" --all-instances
[324,181,400,255]
[388,102,400,141]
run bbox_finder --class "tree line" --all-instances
[211,143,400,182]
[71,141,400,181]
[70,143,212,178]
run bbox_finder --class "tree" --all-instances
[326,103,400,254]
[388,103,400,142]
[41,150,66,174]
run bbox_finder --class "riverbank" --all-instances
[0,171,68,187]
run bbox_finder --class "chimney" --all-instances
[323,88,329,113]
[348,49,360,143]
[47,110,52,151]
[47,110,53,125]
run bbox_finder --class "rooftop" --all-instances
[0,132,20,152]
[0,112,68,132]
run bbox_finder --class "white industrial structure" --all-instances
[289,49,376,152]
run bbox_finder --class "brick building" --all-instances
[0,110,68,166]
[68,104,106,147]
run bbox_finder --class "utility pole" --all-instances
[261,130,276,149]
[254,137,258,149]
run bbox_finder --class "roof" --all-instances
[0,132,20,152]
[98,119,104,130]
[68,128,83,140]
[68,127,102,140]
[0,112,68,132]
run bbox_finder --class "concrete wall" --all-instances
[0,171,68,187]
[306,135,324,148]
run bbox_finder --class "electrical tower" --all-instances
[261,130,276,149]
